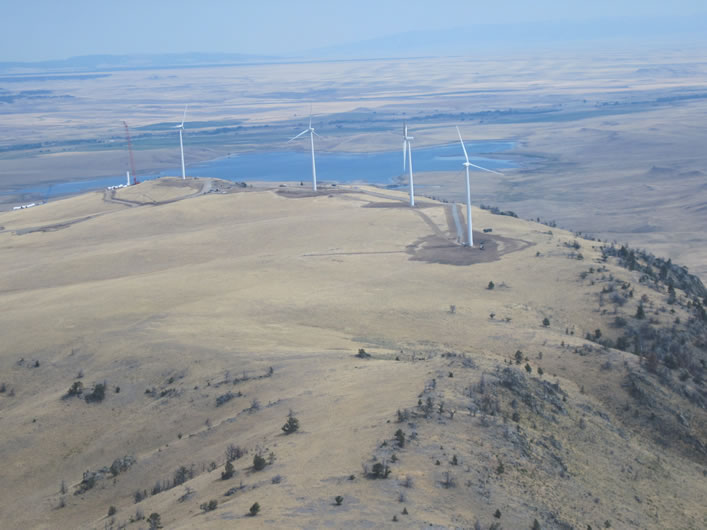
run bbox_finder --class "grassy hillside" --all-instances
[0,178,704,529]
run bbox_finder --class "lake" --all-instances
[10,141,516,199]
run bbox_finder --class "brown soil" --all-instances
[407,231,534,266]
[276,188,352,199]
[362,201,437,209]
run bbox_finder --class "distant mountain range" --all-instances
[306,15,707,59]
[0,52,278,75]
[1,15,705,74]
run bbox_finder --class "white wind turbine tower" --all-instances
[403,123,415,206]
[288,111,320,191]
[174,105,188,179]
[456,126,504,247]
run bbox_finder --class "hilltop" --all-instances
[0,178,705,529]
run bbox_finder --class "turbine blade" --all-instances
[287,129,309,142]
[467,162,504,175]
[403,140,407,170]
[180,104,188,127]
[456,126,470,163]
[312,130,321,138]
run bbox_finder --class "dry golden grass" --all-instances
[0,178,704,529]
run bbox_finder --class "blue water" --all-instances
[9,141,516,198]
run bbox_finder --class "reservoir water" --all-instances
[10,141,516,199]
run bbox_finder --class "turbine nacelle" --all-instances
[177,104,188,180]
[402,122,415,206]
[289,107,319,191]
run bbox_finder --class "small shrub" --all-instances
[356,348,371,358]
[525,363,532,373]
[442,471,456,488]
[370,462,391,479]
[542,317,550,327]
[200,500,218,512]
[335,495,343,506]
[225,444,245,462]
[65,381,84,398]
[496,460,504,474]
[147,512,162,530]
[532,519,542,530]
[215,391,237,407]
[494,508,502,518]
[488,281,495,290]
[249,502,260,516]
[253,454,267,471]
[395,429,405,448]
[173,465,191,486]
[221,461,234,480]
[281,414,300,435]
[636,304,645,320]
[84,383,106,403]
[108,506,117,516]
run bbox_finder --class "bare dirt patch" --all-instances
[276,188,352,199]
[362,201,437,209]
[407,231,534,266]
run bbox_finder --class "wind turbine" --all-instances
[403,123,415,206]
[456,126,504,247]
[288,111,319,191]
[174,105,188,179]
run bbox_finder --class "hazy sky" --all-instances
[2,0,707,61]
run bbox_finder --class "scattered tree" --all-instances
[147,513,162,530]
[394,429,405,448]
[84,383,106,403]
[335,495,343,506]
[281,412,300,435]
[66,381,84,398]
[253,454,267,471]
[370,462,391,479]
[249,502,260,516]
[635,304,645,320]
[221,461,234,480]
[542,317,550,327]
